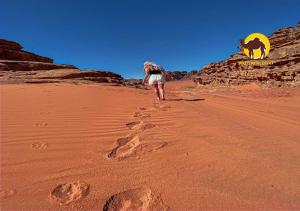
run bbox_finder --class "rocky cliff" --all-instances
[0,39,123,84]
[193,22,300,87]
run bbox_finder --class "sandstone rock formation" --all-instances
[193,22,300,87]
[0,39,123,84]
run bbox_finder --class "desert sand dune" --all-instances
[1,80,300,210]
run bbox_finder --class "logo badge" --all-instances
[240,33,270,60]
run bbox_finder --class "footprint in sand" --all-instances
[103,187,169,211]
[35,122,48,127]
[125,121,141,129]
[133,111,151,118]
[139,107,156,112]
[151,104,171,111]
[50,181,90,205]
[31,142,48,150]
[0,189,16,199]
[153,104,171,110]
[107,136,140,160]
[107,135,167,161]
[126,121,156,131]
[159,105,171,111]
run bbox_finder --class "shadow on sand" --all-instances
[165,98,205,102]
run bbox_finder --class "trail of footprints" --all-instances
[3,128,49,202]
[101,104,170,210]
[49,183,169,210]
[9,104,170,209]
[35,122,48,127]
[30,122,49,151]
[106,104,169,161]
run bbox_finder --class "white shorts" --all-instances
[148,74,165,85]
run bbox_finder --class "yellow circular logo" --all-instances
[241,33,270,60]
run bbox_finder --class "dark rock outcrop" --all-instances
[166,71,188,81]
[193,22,300,87]
[0,39,53,63]
[166,70,198,81]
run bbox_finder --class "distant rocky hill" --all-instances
[0,39,123,84]
[193,22,300,87]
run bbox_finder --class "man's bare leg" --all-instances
[153,84,160,101]
[158,84,165,100]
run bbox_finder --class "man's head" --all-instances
[143,61,155,69]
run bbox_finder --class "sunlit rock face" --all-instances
[193,23,300,87]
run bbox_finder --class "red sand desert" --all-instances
[1,80,300,210]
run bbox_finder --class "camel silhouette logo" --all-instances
[240,33,270,60]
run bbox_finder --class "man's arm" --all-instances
[142,68,150,85]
